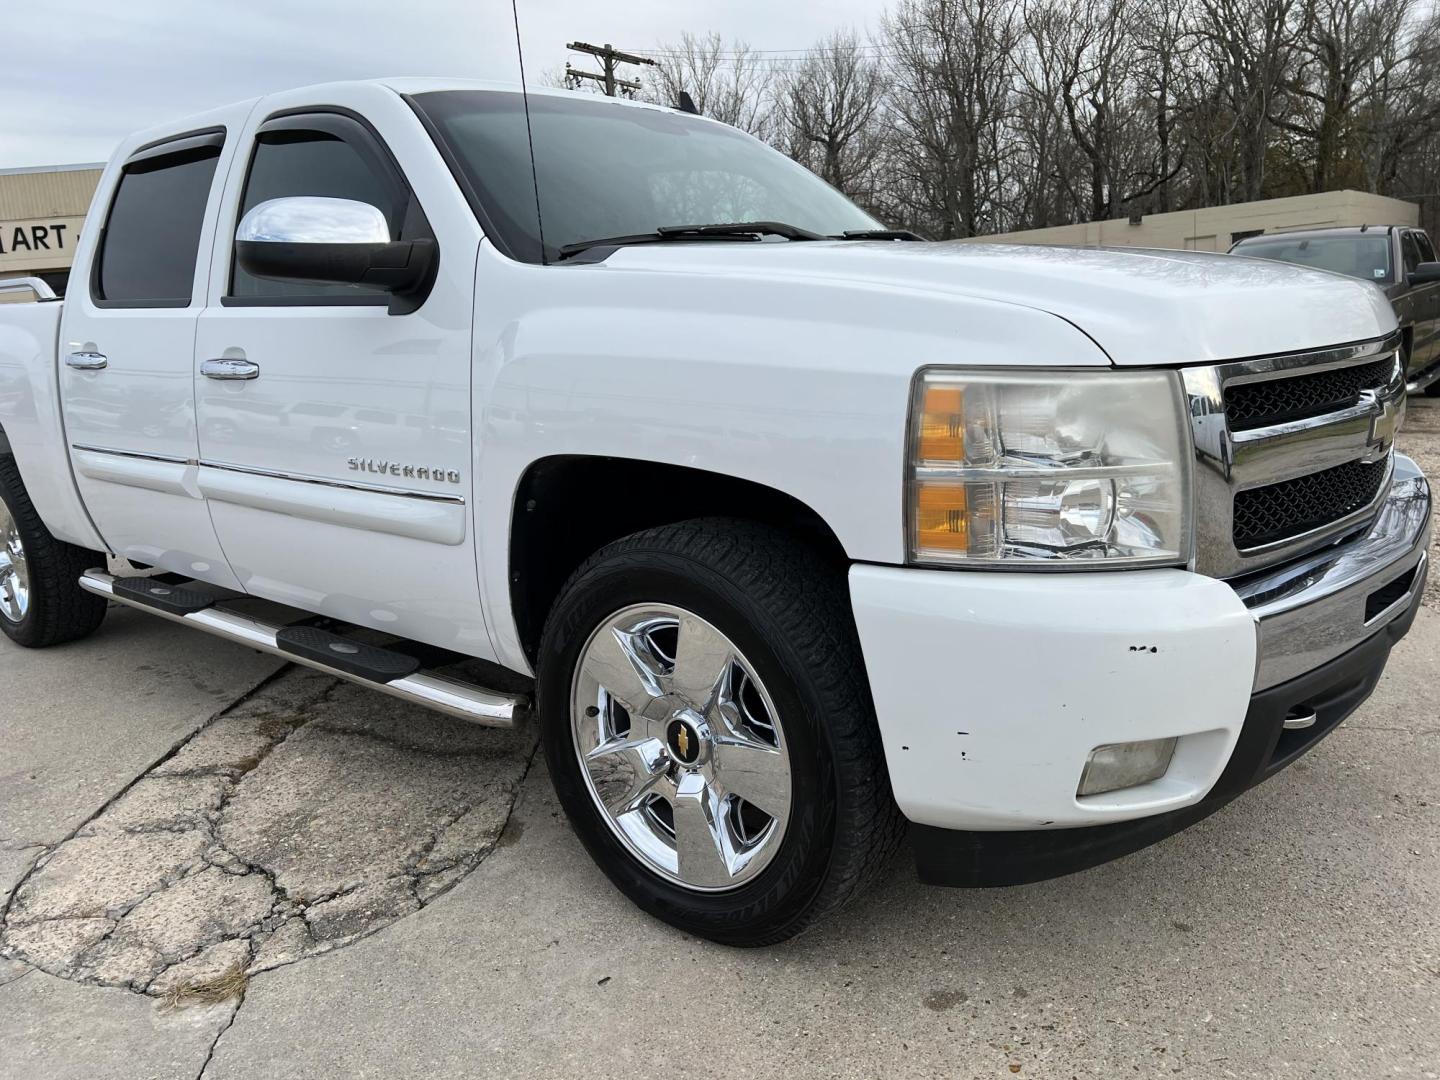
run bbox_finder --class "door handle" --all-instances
[201,358,260,381]
[65,351,108,370]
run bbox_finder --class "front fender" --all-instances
[470,249,1111,671]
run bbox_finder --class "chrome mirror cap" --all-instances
[236,196,390,245]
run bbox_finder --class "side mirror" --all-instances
[1408,261,1440,287]
[234,196,436,312]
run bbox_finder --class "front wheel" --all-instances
[537,519,904,946]
[0,455,107,648]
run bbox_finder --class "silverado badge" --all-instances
[347,457,461,484]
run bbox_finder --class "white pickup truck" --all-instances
[0,79,1430,945]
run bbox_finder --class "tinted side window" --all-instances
[1415,232,1436,264]
[96,144,221,305]
[230,123,427,302]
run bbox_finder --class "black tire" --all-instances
[0,455,107,648]
[537,518,905,946]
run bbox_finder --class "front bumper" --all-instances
[850,454,1430,882]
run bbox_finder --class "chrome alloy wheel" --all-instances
[0,499,29,624]
[570,603,792,892]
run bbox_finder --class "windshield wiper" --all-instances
[657,221,825,241]
[557,221,824,261]
[834,229,927,241]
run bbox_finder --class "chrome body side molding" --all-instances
[71,447,196,498]
[196,465,467,545]
[201,459,466,503]
[68,445,467,545]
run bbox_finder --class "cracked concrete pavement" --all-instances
[2,664,535,1000]
[0,605,281,903]
[2,404,1440,1079]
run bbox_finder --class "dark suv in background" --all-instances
[1231,225,1440,394]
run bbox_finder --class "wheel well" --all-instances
[0,421,10,456]
[509,456,849,665]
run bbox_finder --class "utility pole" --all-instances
[565,41,656,98]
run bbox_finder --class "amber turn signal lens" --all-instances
[914,482,969,552]
[917,386,964,461]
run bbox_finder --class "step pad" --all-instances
[112,577,215,616]
[274,626,420,683]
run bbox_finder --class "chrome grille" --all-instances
[1181,333,1404,579]
[1232,458,1388,548]
[1224,356,1395,431]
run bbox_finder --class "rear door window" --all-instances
[94,133,223,306]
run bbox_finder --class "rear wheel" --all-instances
[0,456,107,648]
[537,518,904,946]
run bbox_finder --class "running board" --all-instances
[1407,360,1440,394]
[79,570,525,728]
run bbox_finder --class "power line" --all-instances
[627,44,898,57]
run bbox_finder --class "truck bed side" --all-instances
[0,299,107,551]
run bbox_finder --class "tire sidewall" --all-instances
[0,456,106,649]
[538,548,841,943]
[0,471,40,645]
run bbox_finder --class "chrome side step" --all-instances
[79,570,525,728]
[1407,360,1440,394]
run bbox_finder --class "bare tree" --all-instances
[1194,0,1305,201]
[775,31,888,205]
[885,0,1023,237]
[1132,0,1195,212]
[632,0,1440,236]
[644,33,776,137]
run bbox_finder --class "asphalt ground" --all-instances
[2,400,1439,1080]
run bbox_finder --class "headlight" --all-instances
[907,369,1192,567]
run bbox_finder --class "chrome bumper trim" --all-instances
[1239,453,1431,691]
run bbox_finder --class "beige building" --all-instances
[967,190,1419,251]
[0,163,103,297]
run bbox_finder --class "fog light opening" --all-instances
[1077,737,1178,797]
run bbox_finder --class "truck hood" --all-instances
[600,241,1397,367]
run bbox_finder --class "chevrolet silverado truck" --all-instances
[0,80,1430,946]
[1230,225,1440,394]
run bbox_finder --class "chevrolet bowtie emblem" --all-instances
[1361,387,1402,461]
[667,718,699,764]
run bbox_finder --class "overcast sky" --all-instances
[1,0,889,169]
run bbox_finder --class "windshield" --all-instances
[1233,233,1393,284]
[411,90,881,263]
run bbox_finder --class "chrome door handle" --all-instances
[201,358,260,381]
[65,351,108,370]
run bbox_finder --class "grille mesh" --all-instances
[1225,356,1395,431]
[1233,458,1388,549]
